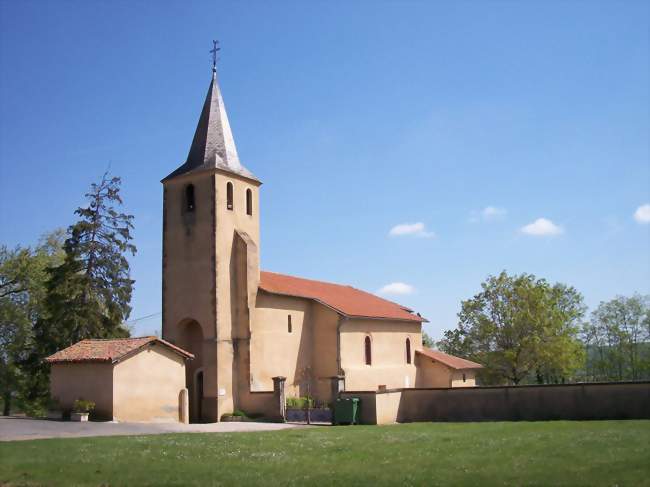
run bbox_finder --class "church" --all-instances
[159,61,482,423]
[47,60,481,424]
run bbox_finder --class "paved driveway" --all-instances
[0,416,302,441]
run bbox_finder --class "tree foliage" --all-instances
[421,331,435,348]
[582,295,650,381]
[0,231,64,414]
[437,271,586,385]
[25,173,136,404]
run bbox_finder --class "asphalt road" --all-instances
[0,416,302,441]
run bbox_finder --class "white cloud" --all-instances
[633,204,650,224]
[520,218,564,236]
[377,282,415,295]
[470,206,507,222]
[389,222,435,238]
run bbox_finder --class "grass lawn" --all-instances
[1,421,649,486]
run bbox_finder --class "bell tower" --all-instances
[161,58,261,422]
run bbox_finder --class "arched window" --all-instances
[406,338,411,364]
[364,336,372,366]
[246,188,253,216]
[185,184,195,212]
[226,182,233,210]
[288,315,292,333]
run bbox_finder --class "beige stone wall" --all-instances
[49,362,114,420]
[239,391,278,418]
[406,382,650,422]
[310,303,340,403]
[247,296,340,407]
[343,382,650,424]
[112,345,187,423]
[374,390,402,425]
[451,370,476,387]
[250,292,312,396]
[414,354,452,387]
[340,318,421,391]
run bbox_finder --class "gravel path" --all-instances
[0,416,303,441]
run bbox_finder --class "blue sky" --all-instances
[1,1,648,339]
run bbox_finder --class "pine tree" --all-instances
[25,173,136,404]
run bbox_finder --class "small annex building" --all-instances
[46,337,193,422]
[415,348,482,388]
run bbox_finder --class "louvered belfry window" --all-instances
[185,184,195,212]
[227,182,233,210]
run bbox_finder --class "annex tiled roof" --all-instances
[259,271,425,323]
[45,337,194,364]
[416,348,482,370]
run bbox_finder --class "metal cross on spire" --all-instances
[210,40,220,73]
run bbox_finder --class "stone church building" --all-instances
[47,63,481,424]
[159,64,481,423]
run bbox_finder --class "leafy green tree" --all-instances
[582,295,650,381]
[0,232,64,415]
[438,271,586,385]
[421,331,435,348]
[25,173,136,404]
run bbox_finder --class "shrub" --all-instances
[286,396,314,409]
[220,410,248,421]
[73,399,95,413]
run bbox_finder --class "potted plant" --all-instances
[71,399,95,422]
[46,397,63,420]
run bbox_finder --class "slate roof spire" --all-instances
[163,47,258,182]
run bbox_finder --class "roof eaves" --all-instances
[258,288,426,323]
[415,349,483,370]
[45,357,113,364]
[118,337,195,362]
[345,313,427,323]
[161,165,261,185]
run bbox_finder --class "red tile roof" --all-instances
[416,348,482,370]
[259,271,425,322]
[45,337,194,364]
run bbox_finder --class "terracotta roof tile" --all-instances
[416,348,482,370]
[45,337,194,363]
[259,271,425,323]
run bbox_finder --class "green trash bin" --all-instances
[334,397,361,425]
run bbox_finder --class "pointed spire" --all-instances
[163,50,258,182]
